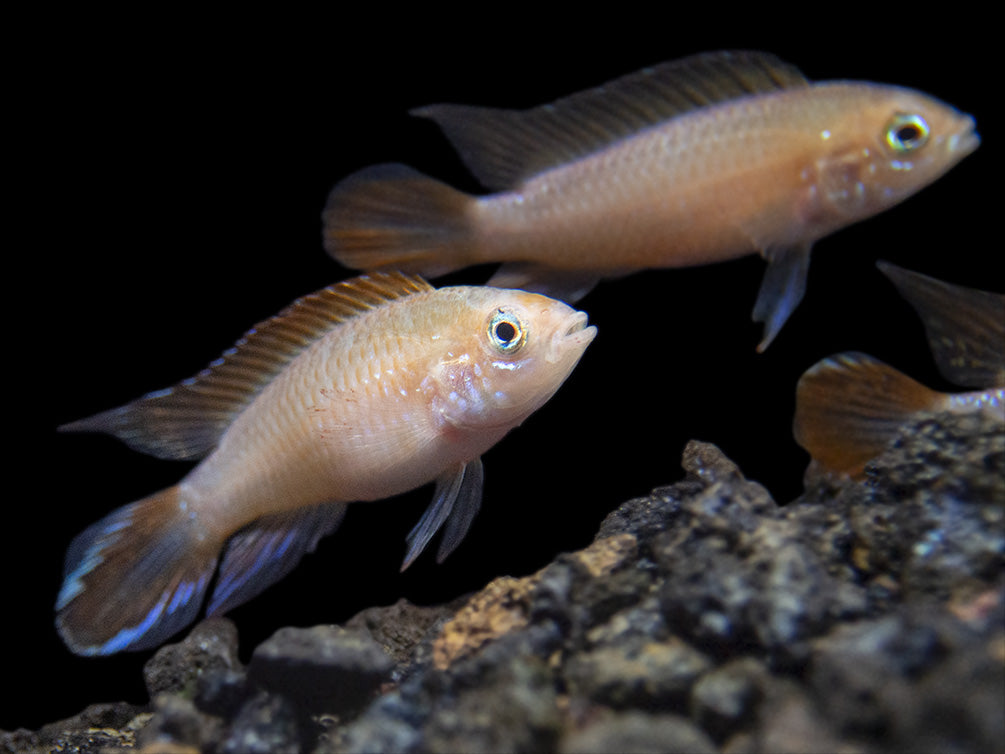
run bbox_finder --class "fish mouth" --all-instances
[949,113,980,157]
[548,311,597,363]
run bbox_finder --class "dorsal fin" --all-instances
[412,50,808,190]
[60,271,434,460]
[878,262,1005,389]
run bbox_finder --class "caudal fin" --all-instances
[793,352,944,479]
[55,487,222,655]
[322,163,477,278]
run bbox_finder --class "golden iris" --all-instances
[885,113,930,153]
[487,309,526,354]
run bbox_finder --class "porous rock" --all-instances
[13,409,1004,754]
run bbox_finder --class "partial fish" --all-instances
[323,50,979,350]
[793,263,1004,478]
[56,272,595,655]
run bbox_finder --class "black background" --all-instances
[9,10,998,730]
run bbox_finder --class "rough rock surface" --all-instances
[3,409,1002,754]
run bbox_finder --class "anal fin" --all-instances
[207,502,348,616]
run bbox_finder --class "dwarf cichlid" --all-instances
[323,50,978,350]
[794,262,1004,479]
[56,272,595,655]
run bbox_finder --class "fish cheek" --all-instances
[429,355,500,430]
[802,146,878,227]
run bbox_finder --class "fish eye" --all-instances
[884,113,930,153]
[487,309,526,354]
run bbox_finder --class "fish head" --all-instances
[809,84,978,224]
[430,287,596,432]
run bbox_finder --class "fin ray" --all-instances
[753,243,811,352]
[60,271,434,460]
[207,502,348,617]
[793,352,943,479]
[323,164,476,276]
[878,261,1005,388]
[436,458,484,563]
[402,460,484,571]
[413,51,807,190]
[487,264,602,303]
[55,487,221,655]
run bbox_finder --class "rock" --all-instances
[218,692,301,754]
[559,711,717,754]
[564,637,712,709]
[1,703,147,754]
[136,694,220,752]
[343,598,462,671]
[690,657,768,740]
[21,420,1004,754]
[248,625,394,715]
[143,617,242,700]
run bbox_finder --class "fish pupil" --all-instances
[495,321,518,343]
[896,124,921,145]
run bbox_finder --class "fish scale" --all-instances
[325,50,977,349]
[56,271,595,655]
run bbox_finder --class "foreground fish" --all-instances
[323,50,978,350]
[56,272,595,655]
[793,263,1003,478]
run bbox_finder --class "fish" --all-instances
[322,50,979,351]
[793,262,1004,479]
[55,271,596,655]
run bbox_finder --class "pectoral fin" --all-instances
[753,243,812,352]
[488,263,602,304]
[402,459,484,571]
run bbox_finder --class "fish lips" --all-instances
[946,112,980,159]
[548,311,597,364]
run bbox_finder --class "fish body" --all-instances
[793,263,1004,479]
[324,51,978,350]
[56,272,595,655]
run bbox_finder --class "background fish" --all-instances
[55,271,596,655]
[793,263,1004,479]
[323,50,978,350]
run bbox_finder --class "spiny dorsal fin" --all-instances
[793,352,943,479]
[878,261,1005,388]
[412,50,808,190]
[60,271,434,460]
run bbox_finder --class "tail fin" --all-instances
[55,487,222,656]
[322,163,477,277]
[793,352,944,479]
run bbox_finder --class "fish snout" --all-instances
[948,113,980,157]
[548,310,597,364]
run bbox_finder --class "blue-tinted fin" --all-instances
[753,243,812,352]
[207,502,348,617]
[412,51,807,190]
[436,458,484,563]
[488,264,602,304]
[55,487,221,655]
[60,271,435,460]
[877,261,1005,388]
[401,460,484,571]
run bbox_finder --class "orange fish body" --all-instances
[57,272,595,655]
[324,51,978,349]
[794,263,1004,479]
